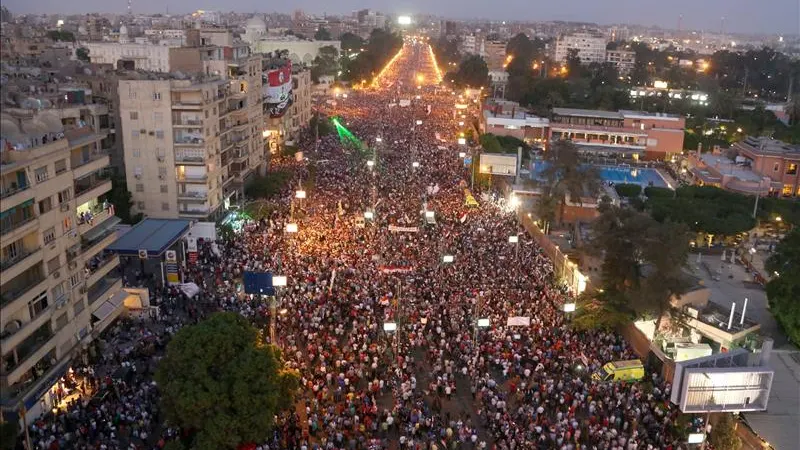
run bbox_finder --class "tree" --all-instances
[454,54,489,88]
[765,228,800,345]
[534,192,558,233]
[47,30,75,42]
[314,27,332,41]
[75,47,90,62]
[309,114,335,137]
[339,32,364,53]
[565,48,583,78]
[647,186,756,237]
[614,183,641,198]
[155,312,299,450]
[709,413,742,450]
[479,133,503,153]
[0,419,19,450]
[108,175,142,224]
[540,140,602,223]
[311,45,339,82]
[245,171,291,199]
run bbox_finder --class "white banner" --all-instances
[178,282,201,299]
[388,225,419,233]
[506,316,531,327]
[186,236,197,253]
[379,266,414,273]
[399,99,411,107]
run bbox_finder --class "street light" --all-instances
[286,223,298,233]
[376,137,382,143]
[415,120,423,125]
[367,160,375,167]
[295,190,306,199]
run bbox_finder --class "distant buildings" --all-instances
[554,31,607,65]
[605,50,636,76]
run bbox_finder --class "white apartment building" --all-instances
[606,50,636,76]
[554,32,608,65]
[1,104,123,422]
[82,42,174,72]
[461,34,478,55]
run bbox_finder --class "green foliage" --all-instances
[155,312,300,450]
[311,45,339,82]
[339,32,364,53]
[314,27,332,40]
[452,54,489,88]
[76,47,90,62]
[244,171,291,199]
[535,193,558,229]
[540,140,603,221]
[765,228,800,346]
[644,186,674,198]
[495,135,529,154]
[431,36,461,68]
[309,114,335,137]
[162,440,187,450]
[109,175,143,225]
[0,419,19,450]
[479,134,503,153]
[709,413,742,450]
[218,223,235,242]
[47,30,75,42]
[572,294,633,331]
[614,183,642,198]
[647,186,756,236]
[340,29,402,82]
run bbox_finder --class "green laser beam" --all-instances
[332,118,365,152]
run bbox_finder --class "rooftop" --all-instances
[106,218,193,258]
[698,153,765,183]
[552,108,623,120]
[733,136,800,157]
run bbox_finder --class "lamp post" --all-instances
[270,275,288,346]
[509,234,520,259]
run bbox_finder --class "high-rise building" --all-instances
[1,94,124,421]
[554,31,608,65]
[606,50,636,76]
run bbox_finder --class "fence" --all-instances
[518,211,588,294]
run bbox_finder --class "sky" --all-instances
[4,0,799,35]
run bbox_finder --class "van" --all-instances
[591,360,645,382]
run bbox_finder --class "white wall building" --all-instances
[82,42,175,72]
[606,50,636,76]
[554,32,608,65]
[250,38,341,66]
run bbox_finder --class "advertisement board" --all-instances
[479,154,518,176]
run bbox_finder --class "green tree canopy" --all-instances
[709,413,742,450]
[765,228,800,345]
[614,183,642,198]
[108,175,142,224]
[647,186,756,236]
[453,54,489,88]
[75,47,90,62]
[314,27,332,40]
[540,140,603,222]
[47,30,75,42]
[339,32,364,52]
[155,312,299,450]
[245,171,291,199]
[479,133,503,153]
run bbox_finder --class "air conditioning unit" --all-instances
[53,270,61,279]
[60,203,70,212]
[157,156,165,162]
[148,131,155,136]
[158,174,165,179]
[79,286,87,294]
[135,174,142,179]
[140,129,146,134]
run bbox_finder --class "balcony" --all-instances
[179,207,211,217]
[174,136,205,147]
[0,267,47,313]
[177,174,209,184]
[0,181,34,208]
[87,276,122,306]
[174,155,207,165]
[173,117,203,127]
[1,296,54,357]
[2,323,55,385]
[171,100,206,110]
[74,172,112,207]
[0,204,38,242]
[85,253,120,288]
[72,153,110,180]
[77,205,113,236]
[177,191,209,201]
[0,246,43,282]
[80,220,119,261]
[1,349,70,409]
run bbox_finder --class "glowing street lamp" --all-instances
[458,121,464,126]
[376,137,382,143]
[367,160,375,168]
[295,190,306,199]
[412,161,420,168]
[415,120,423,125]
[286,223,298,233]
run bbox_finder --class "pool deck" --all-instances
[655,168,678,189]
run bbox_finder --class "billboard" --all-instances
[262,62,293,118]
[479,154,518,176]
[671,349,773,413]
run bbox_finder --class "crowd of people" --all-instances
[20,41,702,450]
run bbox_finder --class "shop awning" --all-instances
[92,300,119,322]
[82,216,122,242]
[106,218,192,258]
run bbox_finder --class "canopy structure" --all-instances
[106,218,192,258]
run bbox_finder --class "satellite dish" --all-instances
[4,320,22,333]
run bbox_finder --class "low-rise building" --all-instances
[605,49,636,76]
[247,37,341,66]
[732,136,800,197]
[554,31,607,65]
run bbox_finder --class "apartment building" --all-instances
[1,106,123,421]
[554,31,608,65]
[481,40,507,71]
[606,50,636,76]
[262,59,313,153]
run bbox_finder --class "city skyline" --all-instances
[2,0,798,36]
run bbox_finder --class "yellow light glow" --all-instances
[560,66,568,75]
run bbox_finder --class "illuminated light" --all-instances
[442,255,454,263]
[262,130,271,138]
[563,303,576,313]
[397,15,412,25]
[376,137,382,143]
[416,120,423,125]
[425,211,435,219]
[560,66,568,75]
[412,161,420,168]
[279,308,288,315]
[416,74,424,83]
[459,152,466,158]
[654,80,669,89]
[533,63,539,70]
[737,128,743,133]
[383,322,397,331]
[477,318,490,327]
[776,216,782,222]
[364,211,374,220]
[458,121,464,126]
[457,138,466,145]
[286,223,298,233]
[508,235,519,243]
[295,190,306,199]
[367,160,375,167]
[272,275,288,287]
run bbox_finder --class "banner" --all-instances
[506,316,531,327]
[379,266,414,273]
[178,282,201,298]
[263,62,293,118]
[464,189,479,207]
[388,225,419,233]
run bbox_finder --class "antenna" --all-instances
[677,14,683,33]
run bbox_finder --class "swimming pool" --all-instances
[530,163,669,188]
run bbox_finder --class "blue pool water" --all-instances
[530,163,668,188]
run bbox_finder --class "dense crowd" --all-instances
[20,42,699,450]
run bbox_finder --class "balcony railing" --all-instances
[87,276,121,305]
[0,183,30,200]
[86,252,117,276]
[72,151,109,170]
[174,118,203,126]
[177,175,208,183]
[175,155,206,164]
[0,272,46,307]
[81,227,116,252]
[0,214,37,236]
[74,173,111,198]
[174,136,205,145]
[178,191,209,200]
[0,247,41,271]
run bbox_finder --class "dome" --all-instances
[38,112,63,133]
[0,118,23,143]
[245,16,267,33]
[22,120,47,137]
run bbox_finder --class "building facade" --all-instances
[82,42,174,72]
[732,137,800,197]
[554,32,608,65]
[1,105,123,422]
[249,38,341,66]
[606,50,636,76]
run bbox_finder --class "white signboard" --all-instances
[479,154,518,176]
[506,316,530,327]
[383,322,397,331]
[399,99,411,107]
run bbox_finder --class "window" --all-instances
[153,92,162,100]
[782,184,793,197]
[69,272,82,288]
[39,197,53,214]
[56,313,68,329]
[62,216,72,233]
[774,162,780,172]
[786,163,797,175]
[160,184,168,193]
[158,167,167,178]
[28,293,50,317]
[154,112,163,122]
[132,130,141,140]
[58,188,72,204]
[73,298,85,315]
[130,111,139,120]
[43,227,56,245]
[47,255,61,273]
[35,166,49,183]
[155,129,164,139]
[54,159,67,174]
[161,202,170,211]
[137,201,145,210]
[135,183,144,192]
[132,148,141,158]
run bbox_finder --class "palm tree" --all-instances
[541,140,603,223]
